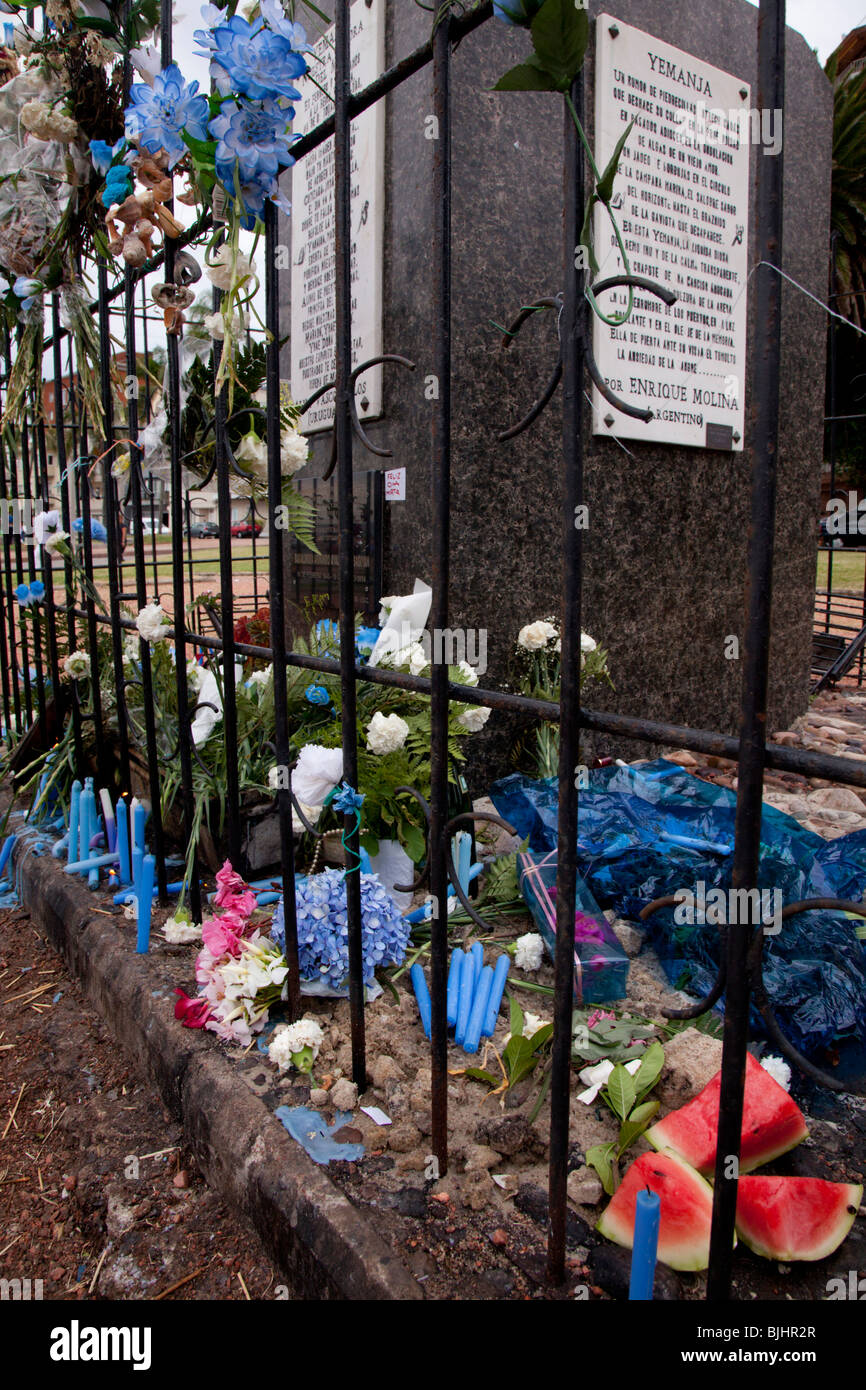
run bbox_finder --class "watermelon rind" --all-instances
[735,1177,863,1262]
[645,1053,808,1176]
[596,1148,730,1272]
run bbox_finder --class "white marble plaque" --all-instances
[591,15,750,450]
[290,0,385,433]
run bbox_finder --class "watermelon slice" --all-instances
[736,1176,863,1262]
[596,1149,721,1271]
[645,1052,808,1176]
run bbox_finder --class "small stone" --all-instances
[771,731,798,746]
[807,786,866,813]
[394,1148,429,1173]
[464,1144,502,1172]
[309,1088,329,1109]
[567,1168,603,1206]
[329,1078,358,1111]
[667,749,697,766]
[461,1168,492,1211]
[656,1027,724,1109]
[369,1054,404,1089]
[489,1228,509,1247]
[172,1169,189,1189]
[611,920,643,958]
[387,1122,423,1153]
[475,1113,534,1157]
[49,1266,65,1282]
[331,1125,363,1144]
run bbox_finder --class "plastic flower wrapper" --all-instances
[291,744,343,805]
[367,579,432,666]
[270,869,411,993]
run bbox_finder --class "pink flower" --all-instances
[218,890,258,921]
[587,1008,615,1030]
[214,860,248,906]
[174,987,212,1028]
[574,911,605,943]
[201,916,244,958]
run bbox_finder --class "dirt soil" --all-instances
[2,688,866,1302]
[0,905,289,1302]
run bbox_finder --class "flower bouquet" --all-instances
[512,616,612,778]
[517,849,629,1004]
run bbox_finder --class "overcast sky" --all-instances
[751,0,865,60]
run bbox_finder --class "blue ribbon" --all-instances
[324,781,366,876]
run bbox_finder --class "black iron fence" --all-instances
[0,0,863,1300]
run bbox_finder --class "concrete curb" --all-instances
[12,840,424,1302]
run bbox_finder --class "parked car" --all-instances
[185,519,219,538]
[819,515,865,549]
[229,520,263,538]
[128,518,170,535]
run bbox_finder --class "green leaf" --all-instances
[530,0,589,91]
[494,63,558,93]
[596,118,635,204]
[464,1068,501,1088]
[509,994,525,1039]
[586,1141,618,1196]
[579,194,600,278]
[359,832,379,857]
[616,1100,660,1155]
[606,1064,637,1121]
[526,1022,554,1051]
[633,1040,665,1100]
[402,822,426,864]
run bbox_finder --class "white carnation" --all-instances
[162,917,202,944]
[44,529,69,556]
[759,1054,792,1092]
[291,744,343,805]
[280,427,309,476]
[135,602,171,643]
[366,711,409,755]
[248,665,273,689]
[514,932,545,971]
[457,660,479,687]
[63,650,90,680]
[581,632,597,653]
[202,310,242,340]
[518,620,558,651]
[206,244,256,292]
[268,1017,324,1072]
[457,705,490,733]
[20,99,79,142]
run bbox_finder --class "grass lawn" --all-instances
[91,539,268,581]
[816,548,866,594]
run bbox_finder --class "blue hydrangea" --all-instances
[271,870,410,991]
[125,64,210,169]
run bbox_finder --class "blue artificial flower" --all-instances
[29,580,44,602]
[270,869,410,991]
[210,95,299,220]
[328,782,365,815]
[125,63,210,169]
[89,137,125,175]
[13,277,44,312]
[196,13,308,103]
[14,583,32,607]
[493,0,545,23]
[304,683,330,706]
[259,0,315,53]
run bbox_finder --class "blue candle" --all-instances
[469,940,484,997]
[132,846,143,898]
[463,965,494,1054]
[64,852,120,874]
[136,854,155,952]
[482,954,510,1037]
[457,830,472,895]
[0,834,16,877]
[132,801,146,852]
[410,963,432,1039]
[629,1189,660,1301]
[78,783,93,863]
[446,948,464,1027]
[116,798,131,885]
[68,781,81,866]
[455,951,475,1047]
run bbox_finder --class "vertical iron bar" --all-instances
[265,198,301,1019]
[213,292,242,866]
[34,421,63,727]
[706,0,785,1301]
[98,262,131,796]
[335,0,365,1087]
[162,0,201,922]
[126,265,169,899]
[547,73,585,1285]
[20,419,46,736]
[429,11,452,1175]
[51,295,83,769]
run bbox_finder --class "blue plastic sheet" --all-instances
[491,760,866,1055]
[274,1106,365,1164]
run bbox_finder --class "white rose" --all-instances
[63,650,90,680]
[581,632,597,653]
[457,705,490,733]
[280,427,309,476]
[514,932,544,971]
[235,432,267,478]
[135,602,171,643]
[518,620,558,651]
[291,745,343,805]
[248,665,273,689]
[366,711,409,755]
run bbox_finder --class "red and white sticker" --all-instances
[384,467,406,501]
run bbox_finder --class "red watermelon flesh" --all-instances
[596,1149,720,1271]
[736,1176,863,1262]
[645,1052,808,1176]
